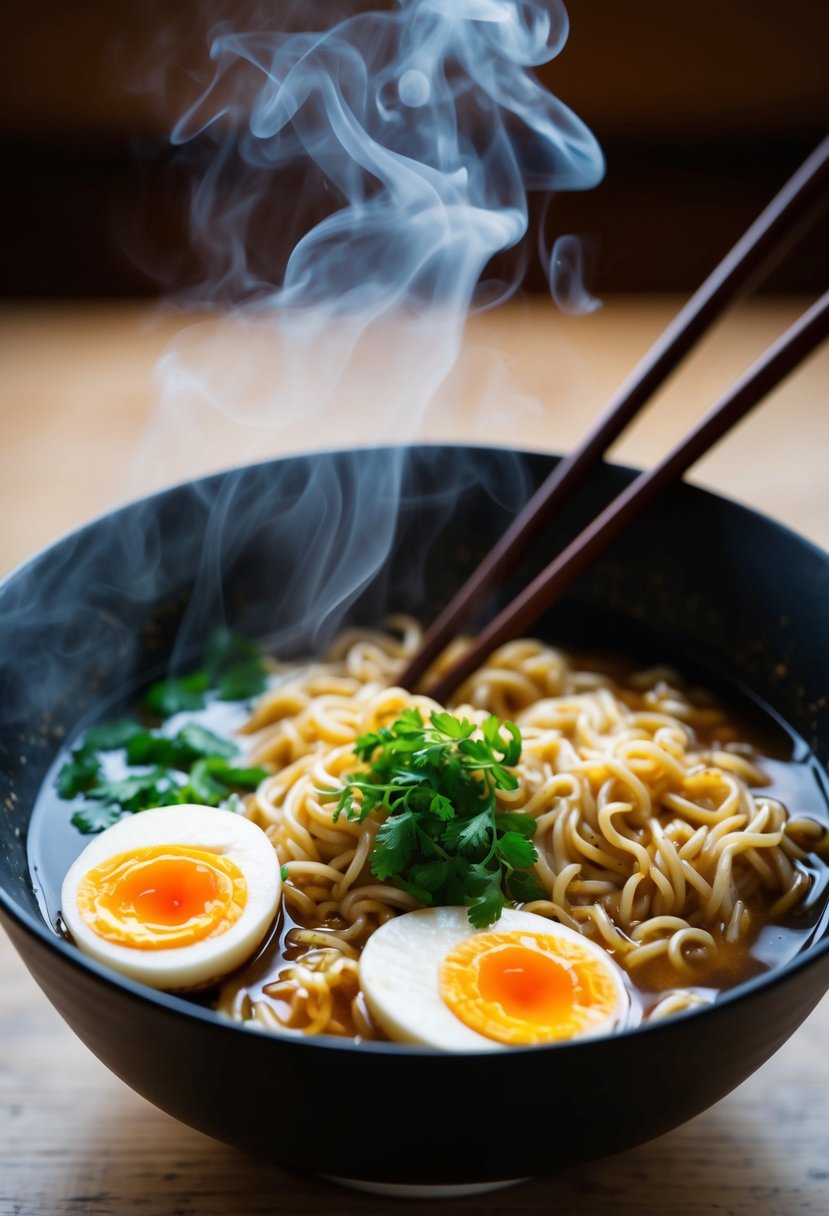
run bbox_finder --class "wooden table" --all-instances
[1,298,827,1215]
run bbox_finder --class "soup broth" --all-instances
[28,625,829,1045]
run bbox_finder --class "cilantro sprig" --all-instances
[144,628,268,718]
[324,708,543,928]
[59,718,268,834]
[56,629,269,834]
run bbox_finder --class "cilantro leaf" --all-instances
[353,727,393,762]
[57,746,101,798]
[466,865,507,928]
[443,808,494,855]
[372,810,419,879]
[506,868,546,903]
[321,708,538,927]
[496,831,538,870]
[125,731,180,768]
[217,660,268,702]
[408,858,452,892]
[330,785,357,822]
[187,759,230,806]
[186,758,268,806]
[86,768,184,813]
[145,631,268,717]
[71,803,125,834]
[210,761,268,788]
[124,722,240,770]
[430,711,476,741]
[57,630,271,834]
[494,811,538,838]
[82,719,144,751]
[145,671,211,718]
[175,722,239,761]
[482,715,522,766]
[204,628,261,679]
[428,792,456,822]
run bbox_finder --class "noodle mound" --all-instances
[219,617,818,1038]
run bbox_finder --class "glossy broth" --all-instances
[27,658,829,1040]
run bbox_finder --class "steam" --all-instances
[169,0,603,315]
[2,1,605,727]
[136,0,603,643]
[546,234,602,315]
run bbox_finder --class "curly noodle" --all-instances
[216,617,820,1040]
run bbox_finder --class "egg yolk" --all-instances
[440,930,624,1045]
[76,844,247,950]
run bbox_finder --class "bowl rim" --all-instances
[2,443,829,1058]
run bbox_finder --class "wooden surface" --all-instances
[1,297,828,1215]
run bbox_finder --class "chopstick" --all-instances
[421,288,829,703]
[397,136,829,692]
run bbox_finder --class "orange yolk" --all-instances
[76,845,247,950]
[477,943,576,1021]
[440,931,624,1045]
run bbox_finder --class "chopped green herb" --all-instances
[145,629,268,719]
[71,802,125,834]
[124,732,180,768]
[57,745,102,799]
[123,722,239,770]
[212,761,269,788]
[216,660,268,702]
[185,758,267,807]
[85,767,186,813]
[187,759,233,806]
[82,719,145,751]
[204,628,262,680]
[144,671,211,718]
[56,629,270,833]
[322,709,542,928]
[175,722,239,760]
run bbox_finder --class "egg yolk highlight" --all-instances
[440,930,623,1045]
[76,844,247,950]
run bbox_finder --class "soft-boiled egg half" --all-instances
[61,804,281,990]
[360,907,632,1049]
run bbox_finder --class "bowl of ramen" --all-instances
[1,445,828,1193]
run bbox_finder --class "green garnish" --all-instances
[56,743,102,799]
[62,720,269,832]
[144,628,268,718]
[124,722,239,768]
[323,708,542,928]
[57,630,269,833]
[187,758,267,805]
[144,671,211,718]
[71,767,186,833]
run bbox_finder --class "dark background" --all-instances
[1,0,827,298]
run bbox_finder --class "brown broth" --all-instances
[27,660,829,1041]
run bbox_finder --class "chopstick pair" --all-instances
[398,136,829,701]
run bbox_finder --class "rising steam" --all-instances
[171,0,603,314]
[138,0,603,571]
[124,0,605,660]
[1,1,605,726]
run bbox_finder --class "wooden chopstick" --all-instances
[397,136,829,692]
[421,289,829,702]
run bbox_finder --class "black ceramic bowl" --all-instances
[1,446,828,1192]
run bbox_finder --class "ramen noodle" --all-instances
[216,617,823,1039]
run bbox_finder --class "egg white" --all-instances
[359,906,632,1050]
[60,804,281,990]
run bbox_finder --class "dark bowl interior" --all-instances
[1,445,828,1188]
